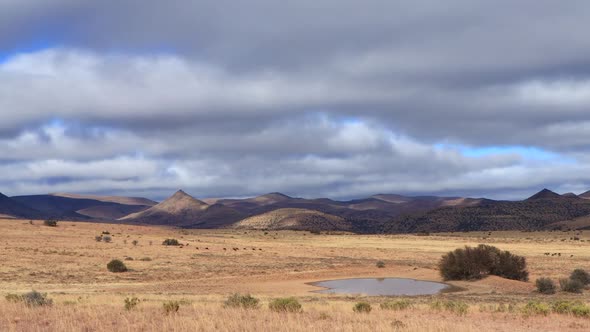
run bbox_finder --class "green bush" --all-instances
[353,302,372,313]
[560,278,584,293]
[550,300,590,317]
[571,304,590,318]
[269,297,302,313]
[224,293,260,309]
[163,301,180,314]
[376,261,385,268]
[124,297,140,311]
[430,300,469,315]
[570,269,590,286]
[535,277,556,294]
[103,235,112,243]
[162,239,180,246]
[380,299,413,310]
[521,301,550,316]
[107,259,128,273]
[439,244,528,281]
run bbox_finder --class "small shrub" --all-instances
[353,302,372,313]
[103,235,112,243]
[269,297,302,313]
[163,301,180,314]
[107,259,128,273]
[376,261,385,268]
[550,300,587,315]
[430,300,469,315]
[132,240,139,246]
[44,219,58,227]
[521,301,550,316]
[571,304,590,317]
[570,269,590,286]
[535,277,557,294]
[139,257,152,261]
[124,297,140,311]
[5,293,22,303]
[95,236,103,242]
[162,239,180,246]
[224,293,260,309]
[560,278,584,293]
[380,299,413,311]
[124,257,134,261]
[22,291,53,307]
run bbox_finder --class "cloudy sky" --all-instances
[1,0,590,201]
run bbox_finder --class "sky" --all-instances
[1,0,590,201]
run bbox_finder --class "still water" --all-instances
[311,278,450,296]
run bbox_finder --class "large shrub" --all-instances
[535,277,556,294]
[439,244,528,281]
[107,259,128,273]
[224,293,260,309]
[560,278,584,293]
[570,269,590,286]
[269,297,302,313]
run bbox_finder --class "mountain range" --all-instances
[2,188,590,232]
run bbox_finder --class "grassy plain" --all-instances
[0,219,589,331]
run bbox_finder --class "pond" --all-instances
[310,278,451,296]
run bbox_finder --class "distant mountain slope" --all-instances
[386,193,590,233]
[545,215,590,230]
[120,190,245,228]
[580,190,590,199]
[231,208,352,231]
[76,204,151,220]
[0,193,43,219]
[11,194,152,220]
[526,188,562,200]
[51,193,157,206]
[205,192,485,233]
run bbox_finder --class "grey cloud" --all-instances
[1,1,590,199]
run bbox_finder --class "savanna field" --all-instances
[1,219,589,332]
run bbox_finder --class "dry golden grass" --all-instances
[1,219,589,331]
